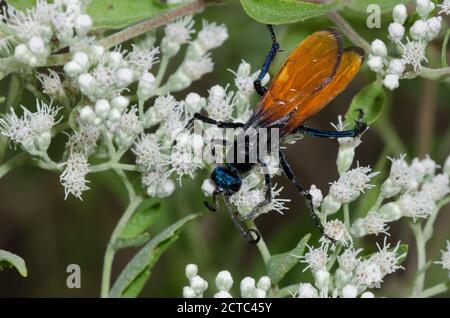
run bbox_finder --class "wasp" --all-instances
[185,25,367,243]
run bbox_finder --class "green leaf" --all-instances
[120,198,161,239]
[86,0,172,30]
[121,236,178,298]
[0,249,27,277]
[109,213,199,298]
[397,243,408,265]
[267,234,310,285]
[6,0,173,30]
[345,0,410,14]
[240,0,339,25]
[115,233,150,250]
[345,81,385,126]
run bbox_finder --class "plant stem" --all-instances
[90,162,137,173]
[418,283,448,298]
[343,203,350,231]
[0,153,29,178]
[411,223,426,297]
[100,193,143,298]
[327,12,370,53]
[155,55,170,87]
[442,29,450,67]
[246,220,271,266]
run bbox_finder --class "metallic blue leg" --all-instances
[254,25,281,96]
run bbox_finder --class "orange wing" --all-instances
[244,28,343,132]
[280,47,365,136]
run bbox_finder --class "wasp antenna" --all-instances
[204,201,217,212]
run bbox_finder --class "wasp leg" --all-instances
[294,109,368,139]
[204,190,221,212]
[253,25,281,96]
[238,168,273,221]
[185,113,245,131]
[224,195,261,244]
[279,150,335,243]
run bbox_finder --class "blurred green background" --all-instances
[0,3,449,297]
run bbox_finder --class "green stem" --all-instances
[327,11,370,53]
[411,223,426,297]
[442,29,450,67]
[155,55,170,87]
[90,162,137,173]
[246,220,271,266]
[343,203,350,231]
[100,192,142,298]
[0,153,29,178]
[418,283,448,298]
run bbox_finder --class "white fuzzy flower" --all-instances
[338,248,362,272]
[215,271,233,291]
[37,70,64,97]
[168,144,203,183]
[329,166,378,203]
[60,152,90,199]
[353,260,383,288]
[206,85,236,121]
[197,20,228,52]
[435,241,450,270]
[182,54,214,81]
[360,211,390,236]
[388,22,405,42]
[66,123,99,154]
[438,0,450,15]
[127,45,159,74]
[133,134,166,171]
[398,191,435,220]
[115,107,143,148]
[421,174,450,201]
[370,239,405,276]
[384,155,414,194]
[297,283,318,298]
[400,39,428,72]
[184,92,206,114]
[142,169,174,198]
[322,219,350,245]
[299,245,329,272]
[164,15,195,45]
[383,74,400,90]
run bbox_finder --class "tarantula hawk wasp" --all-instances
[182,25,367,244]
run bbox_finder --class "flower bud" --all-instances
[335,268,352,289]
[182,286,197,298]
[410,20,429,40]
[378,202,402,222]
[79,105,96,124]
[185,264,198,279]
[137,72,156,102]
[342,284,358,298]
[116,68,134,87]
[393,4,407,24]
[185,92,206,114]
[201,179,216,196]
[73,52,90,72]
[78,73,97,96]
[161,37,181,57]
[321,195,342,215]
[297,283,318,298]
[111,96,129,113]
[337,147,356,174]
[215,271,233,291]
[415,0,435,19]
[158,178,175,197]
[64,60,84,77]
[388,59,405,75]
[190,275,208,295]
[14,44,33,64]
[380,178,402,198]
[108,51,124,67]
[367,55,384,73]
[370,39,387,57]
[383,74,400,91]
[314,270,330,290]
[36,131,51,151]
[426,17,442,41]
[214,291,232,298]
[253,288,267,298]
[94,99,111,119]
[87,45,105,64]
[257,276,271,291]
[75,14,93,35]
[28,36,46,56]
[240,277,256,298]
[388,22,405,41]
[361,291,375,298]
[108,108,122,122]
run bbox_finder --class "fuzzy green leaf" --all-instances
[345,81,385,126]
[240,0,339,25]
[6,0,173,30]
[0,249,27,277]
[115,233,150,250]
[267,234,310,285]
[109,214,198,298]
[120,199,161,239]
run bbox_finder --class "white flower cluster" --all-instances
[351,154,450,236]
[1,0,92,67]
[367,1,443,90]
[435,241,450,271]
[182,264,271,298]
[0,100,60,155]
[296,239,405,298]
